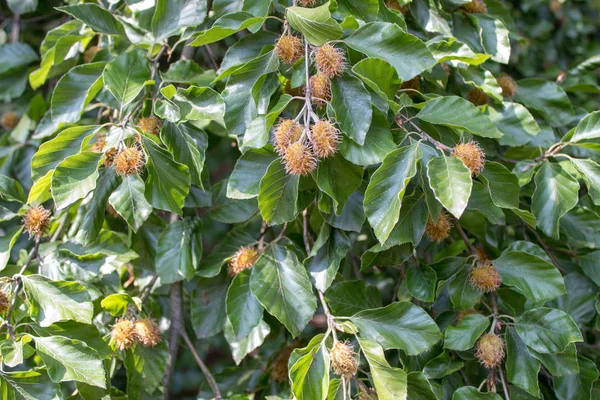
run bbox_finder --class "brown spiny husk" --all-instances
[112,146,145,176]
[134,318,161,347]
[283,142,317,176]
[271,345,297,382]
[310,120,339,158]
[401,76,421,97]
[452,140,485,176]
[0,290,10,315]
[470,261,501,292]
[315,44,346,78]
[467,87,489,106]
[298,0,317,5]
[310,74,331,107]
[273,119,303,156]
[111,319,137,351]
[275,35,303,65]
[138,116,162,135]
[330,341,358,377]
[497,74,517,98]
[425,213,452,243]
[475,333,505,369]
[24,206,51,239]
[228,247,259,277]
[91,132,106,153]
[462,0,488,13]
[1,112,19,131]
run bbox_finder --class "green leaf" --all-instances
[31,125,98,182]
[289,334,330,400]
[76,168,120,246]
[453,387,502,399]
[423,351,464,379]
[286,3,343,46]
[505,327,541,397]
[515,307,583,354]
[448,266,482,310]
[339,107,395,166]
[109,175,153,233]
[487,102,540,146]
[567,158,600,208]
[336,0,379,21]
[190,13,265,46]
[324,280,382,317]
[560,207,600,249]
[427,155,473,219]
[358,337,407,400]
[305,225,350,293]
[514,78,575,127]
[385,190,429,247]
[444,314,489,351]
[494,251,566,302]
[316,153,363,213]
[21,275,93,327]
[416,96,503,138]
[50,63,105,125]
[208,180,258,223]
[0,369,60,400]
[7,0,38,15]
[407,371,437,400]
[532,162,579,238]
[351,302,442,354]
[470,14,510,64]
[250,245,317,337]
[555,356,599,400]
[258,160,299,225]
[345,22,436,81]
[58,4,126,36]
[125,343,168,399]
[32,321,111,360]
[364,142,422,243]
[226,269,263,340]
[200,227,256,278]
[51,152,102,210]
[32,335,105,388]
[191,279,228,338]
[0,43,38,76]
[103,51,150,108]
[352,58,401,103]
[141,136,190,214]
[0,226,22,272]
[228,148,277,199]
[174,86,226,123]
[160,121,207,187]
[406,264,437,303]
[152,0,207,41]
[224,319,270,365]
[330,73,373,145]
[427,37,489,65]
[528,342,579,377]
[155,220,201,283]
[0,174,26,203]
[569,111,600,142]
[100,293,137,317]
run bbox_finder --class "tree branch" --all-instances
[162,282,183,400]
[453,219,477,255]
[181,330,222,399]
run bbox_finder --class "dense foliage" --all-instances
[0,0,599,399]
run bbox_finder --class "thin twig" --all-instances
[399,115,452,152]
[181,330,222,399]
[525,225,566,273]
[498,366,511,400]
[10,14,20,43]
[453,219,477,255]
[302,209,311,254]
[162,282,183,400]
[139,274,159,303]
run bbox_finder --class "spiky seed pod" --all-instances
[112,147,145,176]
[91,134,106,153]
[276,35,303,65]
[462,0,488,13]
[138,116,162,135]
[134,318,161,347]
[474,247,490,262]
[111,319,137,351]
[475,333,505,369]
[331,341,358,378]
[271,345,296,382]
[549,0,562,12]
[470,261,501,292]
[310,74,331,107]
[452,140,485,176]
[298,0,317,5]
[310,120,340,158]
[0,290,10,315]
[497,74,517,98]
[273,119,303,156]
[315,44,346,78]
[24,206,51,239]
[283,142,317,176]
[425,213,451,243]
[401,76,421,98]
[467,88,489,106]
[103,148,118,167]
[228,247,259,277]
[1,112,19,131]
